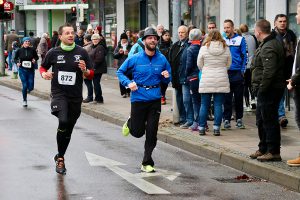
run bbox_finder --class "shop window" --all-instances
[125,0,140,33]
[192,0,220,32]
[288,0,300,36]
[147,0,157,27]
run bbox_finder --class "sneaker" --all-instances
[188,122,199,131]
[223,120,231,130]
[141,165,155,173]
[180,122,192,129]
[244,107,252,112]
[257,153,282,162]
[249,150,264,159]
[213,129,220,136]
[54,154,66,175]
[122,118,130,136]
[23,100,27,107]
[161,96,166,105]
[279,116,288,128]
[122,94,127,98]
[199,128,206,136]
[287,157,300,167]
[236,119,245,129]
[250,99,256,109]
[82,98,92,103]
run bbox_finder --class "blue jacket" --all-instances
[128,38,144,58]
[186,43,200,80]
[117,50,171,102]
[224,33,247,73]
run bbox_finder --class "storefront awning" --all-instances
[22,3,88,10]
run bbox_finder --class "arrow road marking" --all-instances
[85,152,171,194]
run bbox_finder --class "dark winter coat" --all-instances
[158,39,172,61]
[169,39,189,89]
[88,43,107,74]
[251,32,285,94]
[113,43,132,68]
[186,43,200,80]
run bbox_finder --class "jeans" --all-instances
[189,79,201,122]
[278,89,286,118]
[84,79,93,100]
[18,67,34,101]
[182,83,194,124]
[224,80,244,121]
[256,89,284,154]
[175,86,186,123]
[8,51,13,70]
[199,93,225,130]
[93,73,103,102]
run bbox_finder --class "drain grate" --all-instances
[214,174,266,183]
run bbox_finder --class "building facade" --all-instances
[7,0,300,41]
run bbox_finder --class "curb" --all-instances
[1,80,300,192]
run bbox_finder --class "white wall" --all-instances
[116,0,125,41]
[36,10,48,37]
[220,0,241,30]
[157,0,169,30]
[265,0,287,28]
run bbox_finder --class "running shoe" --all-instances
[122,118,130,136]
[141,165,155,173]
[23,100,27,107]
[54,154,66,175]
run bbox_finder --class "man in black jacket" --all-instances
[169,25,189,126]
[250,19,285,162]
[273,14,297,128]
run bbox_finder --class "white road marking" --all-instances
[85,152,171,194]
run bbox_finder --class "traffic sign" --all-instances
[4,1,13,11]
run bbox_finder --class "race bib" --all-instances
[58,71,76,85]
[22,61,32,68]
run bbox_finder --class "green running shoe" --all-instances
[122,120,130,136]
[141,165,155,173]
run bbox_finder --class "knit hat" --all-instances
[120,32,128,40]
[95,26,102,33]
[22,37,30,43]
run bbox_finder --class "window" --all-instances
[288,0,300,36]
[125,0,140,32]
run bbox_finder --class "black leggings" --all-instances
[51,98,81,157]
[128,99,161,166]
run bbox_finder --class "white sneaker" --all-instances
[23,101,27,107]
[245,107,252,112]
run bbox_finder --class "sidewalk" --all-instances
[1,69,300,192]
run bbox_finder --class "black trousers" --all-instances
[256,89,284,154]
[224,80,244,121]
[293,89,300,130]
[128,99,161,166]
[51,97,81,157]
[244,69,255,107]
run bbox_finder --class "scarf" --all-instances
[61,42,75,51]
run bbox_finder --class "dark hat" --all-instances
[142,27,159,40]
[120,32,128,40]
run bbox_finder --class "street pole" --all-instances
[172,0,181,124]
[76,0,80,31]
[172,0,181,42]
[0,21,5,76]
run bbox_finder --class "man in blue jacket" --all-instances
[116,27,171,173]
[223,19,247,129]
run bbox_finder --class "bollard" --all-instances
[172,88,180,124]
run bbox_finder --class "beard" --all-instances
[145,42,156,52]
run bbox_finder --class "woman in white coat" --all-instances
[197,30,231,136]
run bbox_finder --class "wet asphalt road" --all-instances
[1,85,300,200]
